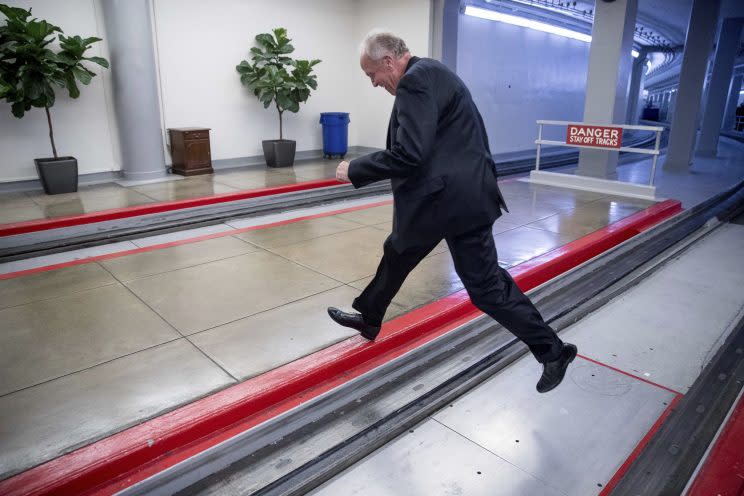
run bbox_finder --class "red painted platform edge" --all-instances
[0,199,682,496]
[599,394,684,496]
[0,176,522,238]
[578,354,683,396]
[0,199,393,281]
[0,179,343,237]
[686,391,744,496]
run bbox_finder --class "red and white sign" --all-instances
[566,124,623,149]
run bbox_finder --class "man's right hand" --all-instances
[336,161,350,182]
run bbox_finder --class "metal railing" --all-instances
[535,120,665,186]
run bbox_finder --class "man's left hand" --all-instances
[336,161,350,182]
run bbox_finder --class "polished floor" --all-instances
[2,134,742,225]
[0,157,354,226]
[0,138,743,481]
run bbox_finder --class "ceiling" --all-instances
[478,0,722,79]
[484,0,694,48]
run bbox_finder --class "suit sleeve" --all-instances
[348,71,438,188]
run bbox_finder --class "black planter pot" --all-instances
[34,156,78,195]
[262,139,296,167]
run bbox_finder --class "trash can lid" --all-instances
[320,112,350,124]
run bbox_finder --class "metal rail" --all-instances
[118,181,744,496]
[0,182,391,263]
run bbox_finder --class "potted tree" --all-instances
[236,28,320,167]
[0,4,109,194]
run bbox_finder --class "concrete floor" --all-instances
[310,221,744,496]
[0,138,743,481]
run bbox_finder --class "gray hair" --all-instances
[361,31,409,61]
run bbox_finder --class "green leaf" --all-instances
[72,65,92,85]
[11,100,27,118]
[84,56,108,68]
[255,33,276,50]
[296,88,310,102]
[56,52,77,66]
[0,76,12,98]
[81,36,102,46]
[275,91,292,110]
[0,4,32,22]
[65,71,79,98]
[26,78,45,100]
[236,60,254,74]
[42,82,55,106]
[25,20,60,42]
[0,40,17,52]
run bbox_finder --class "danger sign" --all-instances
[566,124,623,149]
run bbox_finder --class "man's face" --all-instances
[360,54,400,96]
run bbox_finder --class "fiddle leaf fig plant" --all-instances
[0,4,109,158]
[236,27,320,140]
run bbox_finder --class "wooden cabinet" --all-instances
[168,128,213,176]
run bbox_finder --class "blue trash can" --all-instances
[319,112,350,159]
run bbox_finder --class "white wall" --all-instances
[0,0,118,181]
[0,0,431,183]
[351,0,431,148]
[154,0,430,161]
[457,13,591,153]
[153,0,360,162]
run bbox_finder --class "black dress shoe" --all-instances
[327,307,381,340]
[536,343,577,393]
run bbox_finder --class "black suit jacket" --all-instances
[349,56,508,252]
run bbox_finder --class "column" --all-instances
[668,89,679,123]
[439,0,460,72]
[698,18,744,155]
[626,48,649,124]
[101,0,166,181]
[664,0,723,170]
[722,74,742,130]
[660,91,669,121]
[577,0,638,179]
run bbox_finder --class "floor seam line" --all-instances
[431,418,572,496]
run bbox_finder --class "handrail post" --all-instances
[535,122,543,171]
[649,129,662,186]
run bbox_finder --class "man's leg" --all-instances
[352,235,438,326]
[446,224,565,364]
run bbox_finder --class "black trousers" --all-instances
[353,223,564,363]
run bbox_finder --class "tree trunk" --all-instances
[277,105,284,140]
[45,106,58,159]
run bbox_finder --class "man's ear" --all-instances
[383,55,394,69]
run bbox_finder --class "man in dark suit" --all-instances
[328,32,576,393]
